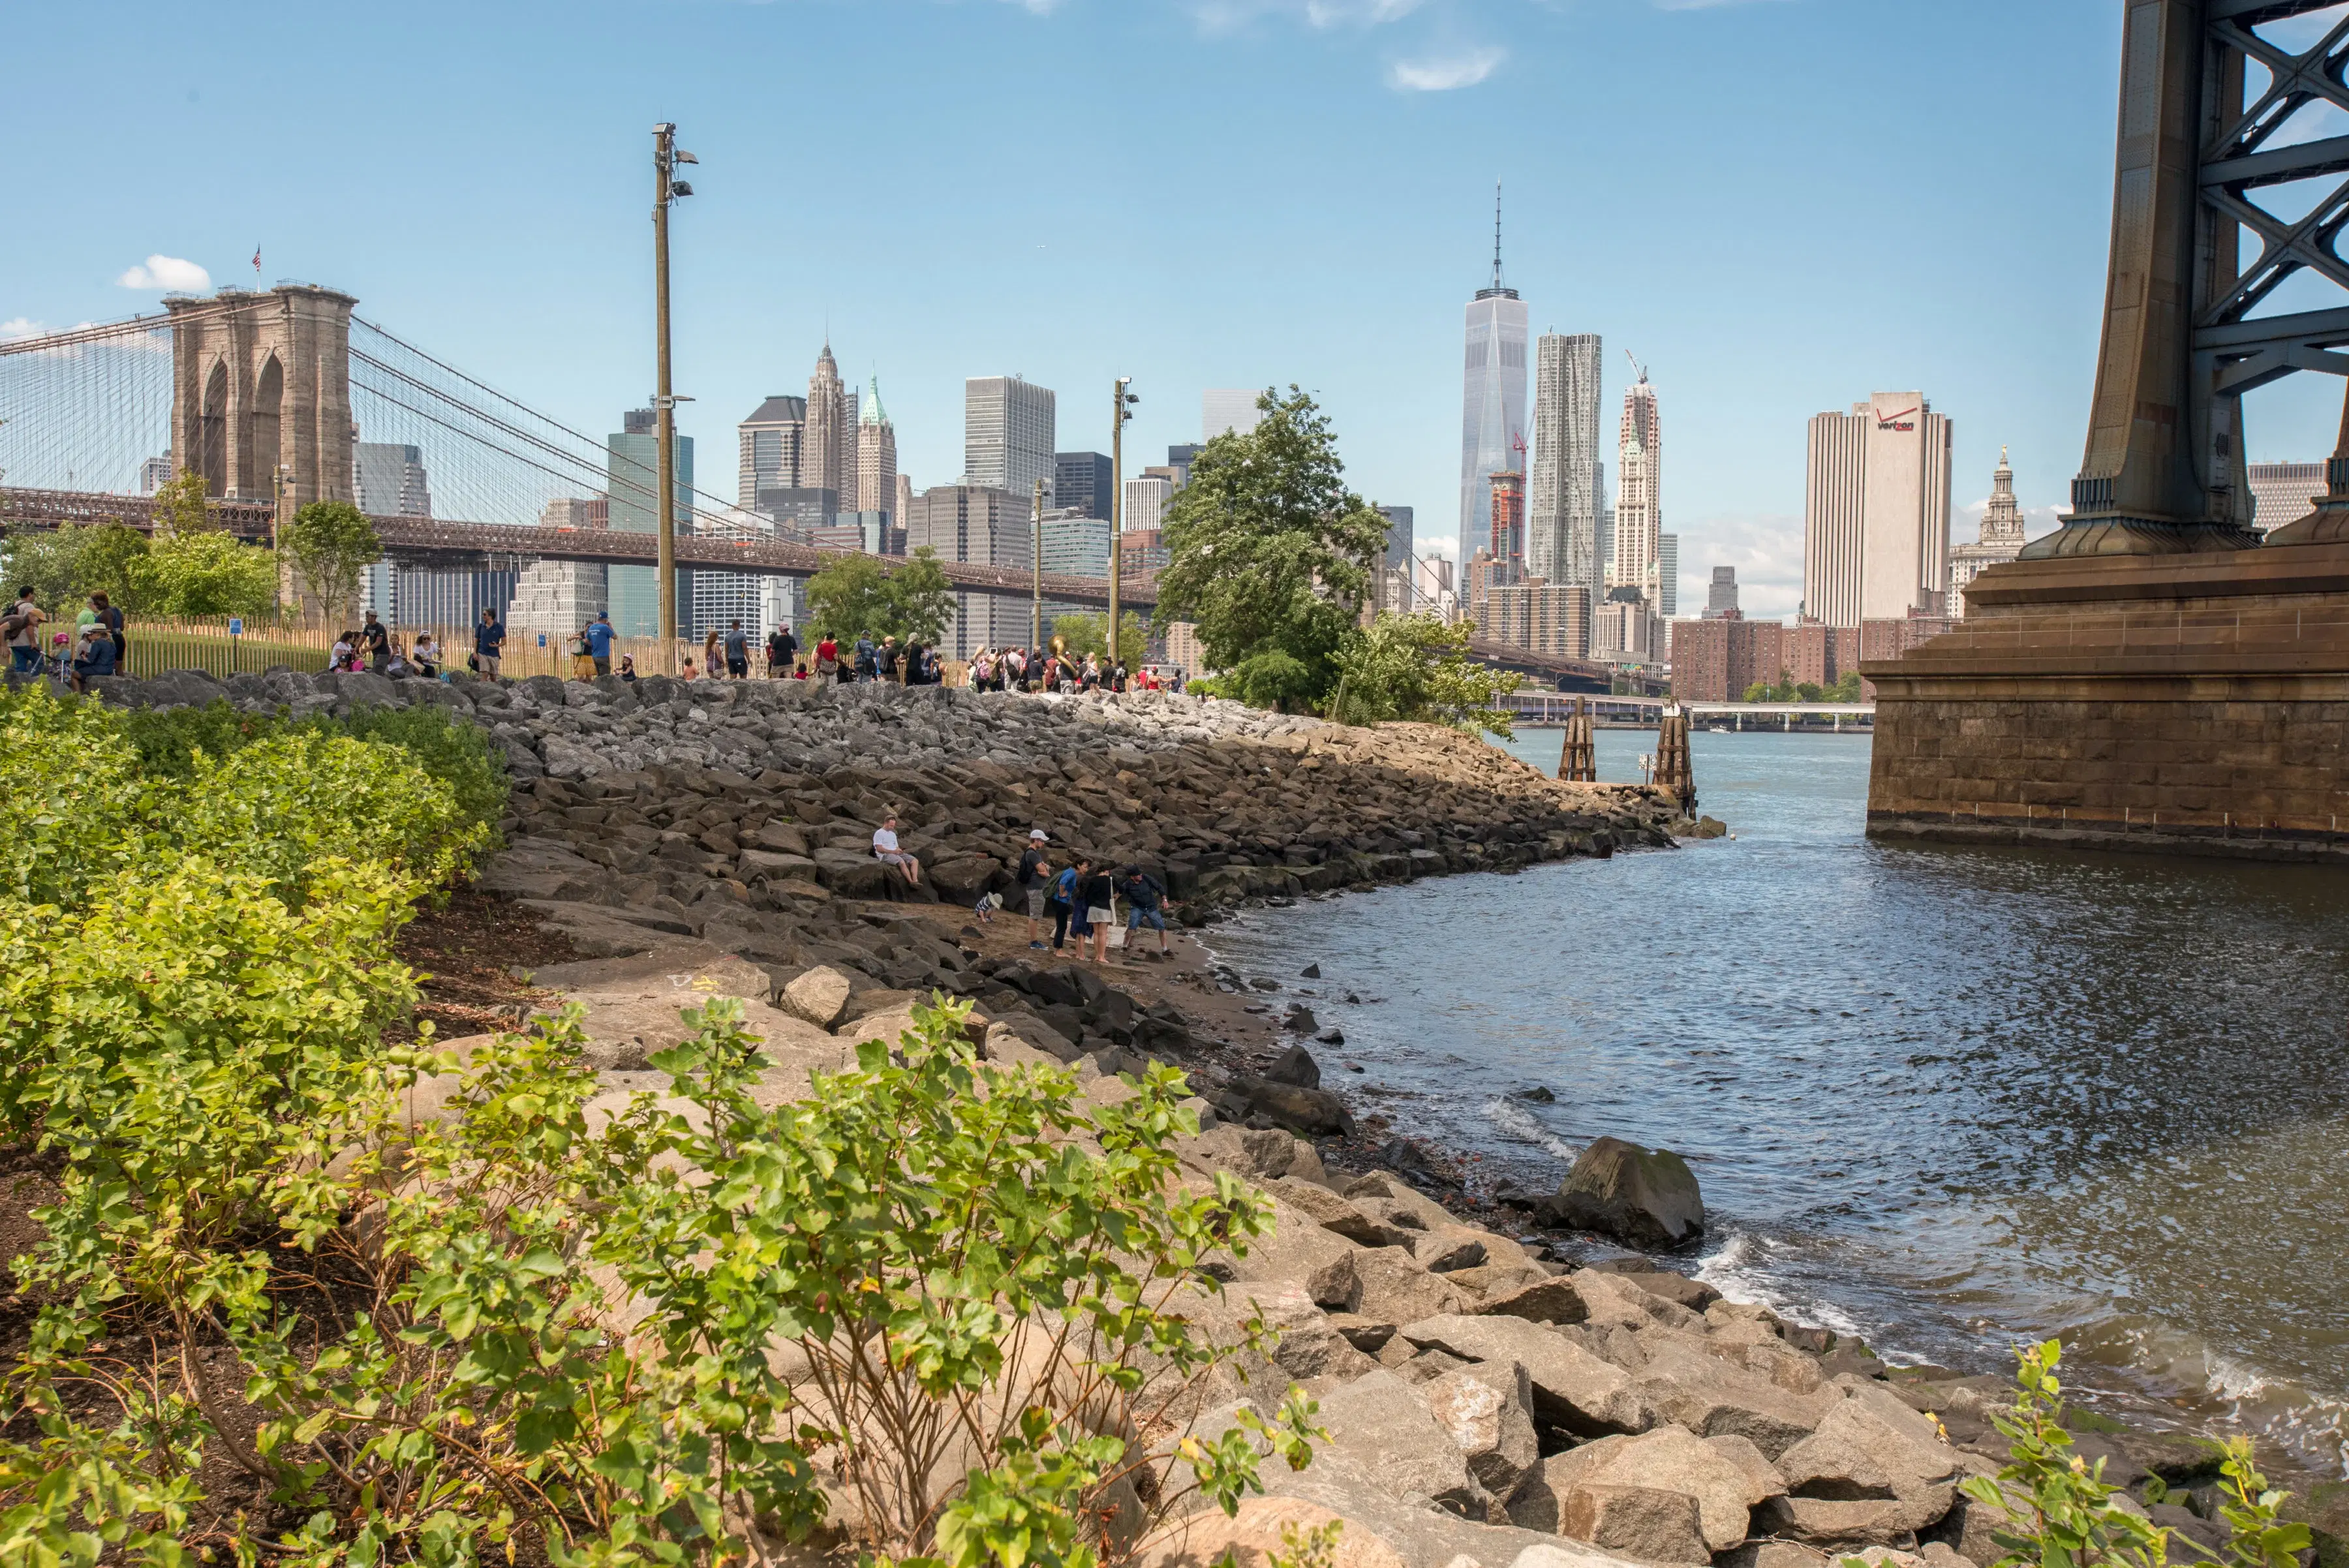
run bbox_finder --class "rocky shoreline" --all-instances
[50,668,2346,1568]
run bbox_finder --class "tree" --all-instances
[1327,612,1521,737]
[0,522,153,615]
[890,546,955,645]
[149,469,213,536]
[281,500,380,627]
[1154,388,1391,711]
[127,532,277,617]
[807,546,955,645]
[1051,609,1149,661]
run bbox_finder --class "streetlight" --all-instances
[652,123,698,674]
[1109,378,1137,669]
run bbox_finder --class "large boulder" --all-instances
[1762,1391,1963,1543]
[1420,1360,1541,1509]
[1313,1370,1490,1520]
[1629,1341,1837,1460]
[1541,1426,1759,1552]
[1233,1077,1355,1137]
[1264,1041,1321,1088]
[780,965,857,1029]
[1354,1248,1471,1326]
[1479,1275,1591,1327]
[1544,1137,1704,1251]
[1398,1314,1648,1436]
[1270,1178,1416,1249]
[1558,1483,1710,1565]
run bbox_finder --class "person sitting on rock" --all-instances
[871,812,921,887]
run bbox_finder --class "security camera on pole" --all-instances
[651,122,698,674]
[1110,378,1137,668]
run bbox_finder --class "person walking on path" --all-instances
[853,634,878,683]
[723,619,750,679]
[4,587,44,675]
[1017,828,1052,949]
[473,607,505,679]
[703,628,724,680]
[871,812,921,888]
[587,611,614,677]
[814,634,838,681]
[766,623,797,678]
[1118,864,1176,958]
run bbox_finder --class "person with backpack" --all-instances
[5,587,45,675]
[854,634,878,683]
[814,634,839,680]
[767,623,797,679]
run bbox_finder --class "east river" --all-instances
[1199,727,2349,1477]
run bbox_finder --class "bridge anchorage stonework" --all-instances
[1866,0,2349,863]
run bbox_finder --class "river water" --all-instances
[1198,727,2349,1476]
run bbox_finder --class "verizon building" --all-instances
[1804,392,1952,628]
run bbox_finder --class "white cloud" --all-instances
[1388,45,1503,90]
[996,0,1064,12]
[116,254,210,292]
[1,317,46,341]
[1651,0,1791,8]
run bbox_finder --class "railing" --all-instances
[68,615,980,686]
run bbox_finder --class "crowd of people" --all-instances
[7,585,1191,699]
[959,824,1178,966]
[7,585,127,692]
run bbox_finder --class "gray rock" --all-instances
[1422,1360,1541,1509]
[1398,1314,1648,1436]
[1264,1041,1321,1089]
[1233,1077,1355,1137]
[780,965,857,1030]
[1544,1137,1705,1251]
[1313,1370,1490,1521]
[1558,1482,1710,1565]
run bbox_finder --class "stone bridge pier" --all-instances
[166,284,357,511]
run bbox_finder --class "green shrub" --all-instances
[5,997,1322,1565]
[1954,1340,2312,1568]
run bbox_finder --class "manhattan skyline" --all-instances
[10,1,2349,621]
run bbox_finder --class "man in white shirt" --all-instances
[871,812,921,887]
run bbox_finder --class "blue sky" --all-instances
[8,0,2348,619]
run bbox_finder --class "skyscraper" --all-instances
[1656,532,1679,618]
[1203,390,1265,440]
[1458,189,1529,570]
[1054,452,1112,519]
[1802,392,1952,628]
[904,484,1033,656]
[803,345,850,518]
[965,377,1056,504]
[856,377,897,515]
[606,408,694,638]
[1489,470,1526,567]
[1612,369,1661,600]
[353,442,432,517]
[1528,333,1603,589]
[1705,566,1740,618]
[1377,504,1413,570]
[737,395,807,508]
[1124,474,1173,534]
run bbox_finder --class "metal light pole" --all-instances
[651,123,697,674]
[1109,378,1136,668]
[1031,478,1044,654]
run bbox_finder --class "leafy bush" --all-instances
[1955,1340,2311,1568]
[4,996,1323,1564]
[1326,613,1520,737]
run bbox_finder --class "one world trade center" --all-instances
[1458,187,1529,574]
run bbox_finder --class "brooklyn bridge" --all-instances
[0,286,1606,684]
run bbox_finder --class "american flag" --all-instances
[252,247,262,278]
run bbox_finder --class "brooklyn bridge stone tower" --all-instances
[166,284,358,509]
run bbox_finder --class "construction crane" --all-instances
[1624,349,1648,384]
